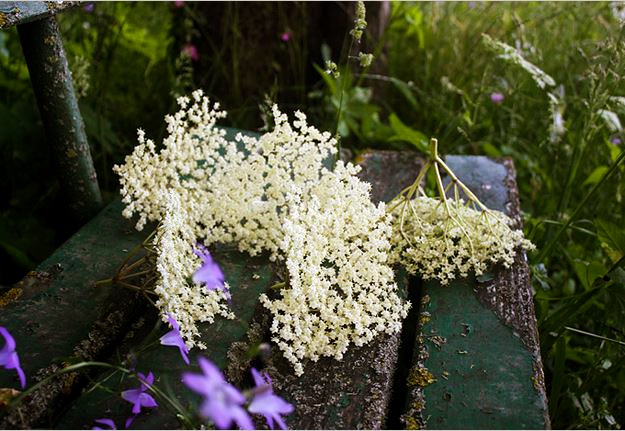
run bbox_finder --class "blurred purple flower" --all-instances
[83,3,94,13]
[182,43,199,62]
[611,136,622,145]
[92,418,116,430]
[182,357,253,430]
[248,368,293,430]
[193,244,227,296]
[160,314,190,365]
[468,1,476,9]
[174,0,185,7]
[490,92,504,104]
[121,372,158,415]
[280,31,292,42]
[0,327,26,389]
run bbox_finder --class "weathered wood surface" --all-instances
[18,13,103,225]
[401,155,550,429]
[0,1,77,29]
[0,200,150,428]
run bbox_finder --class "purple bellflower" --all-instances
[182,357,253,430]
[121,371,158,414]
[0,326,26,389]
[160,314,190,365]
[248,368,294,430]
[192,244,228,297]
[92,418,117,430]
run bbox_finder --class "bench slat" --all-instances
[402,156,549,429]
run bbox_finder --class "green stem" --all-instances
[8,362,130,409]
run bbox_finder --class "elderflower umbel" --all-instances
[389,196,534,286]
[114,91,409,371]
[261,162,409,375]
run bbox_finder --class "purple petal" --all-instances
[250,367,265,387]
[122,388,143,413]
[0,327,16,352]
[166,314,181,331]
[93,418,116,430]
[124,415,136,429]
[192,246,225,290]
[160,329,190,365]
[138,392,158,409]
[15,362,26,389]
[231,405,254,430]
[198,356,226,383]
[138,371,154,389]
[182,372,211,396]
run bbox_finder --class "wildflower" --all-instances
[92,418,116,430]
[611,135,622,145]
[192,244,226,294]
[182,43,199,62]
[324,60,340,78]
[358,52,374,68]
[121,372,158,415]
[350,1,367,41]
[160,314,190,364]
[83,2,94,13]
[248,368,294,430]
[0,327,26,389]
[175,0,185,7]
[490,92,504,104]
[280,31,292,42]
[182,357,253,430]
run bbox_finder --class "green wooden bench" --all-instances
[0,3,549,429]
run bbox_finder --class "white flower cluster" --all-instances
[389,196,534,285]
[261,162,409,375]
[154,191,233,349]
[114,90,409,373]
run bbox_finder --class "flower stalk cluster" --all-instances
[114,90,409,374]
[388,138,534,285]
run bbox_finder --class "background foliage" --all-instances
[1,1,624,428]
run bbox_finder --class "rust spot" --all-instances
[407,366,436,387]
[0,287,23,308]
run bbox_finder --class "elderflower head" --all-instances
[154,191,233,349]
[389,197,534,285]
[115,91,409,369]
[261,162,409,375]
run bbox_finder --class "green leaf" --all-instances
[571,259,607,291]
[387,113,428,153]
[582,166,609,187]
[595,218,625,263]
